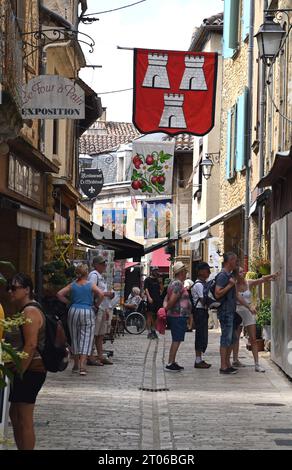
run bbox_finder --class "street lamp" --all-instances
[255,14,286,66]
[200,152,220,180]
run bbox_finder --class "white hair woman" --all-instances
[57,264,104,376]
[125,286,142,313]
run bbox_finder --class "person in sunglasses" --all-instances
[5,273,46,450]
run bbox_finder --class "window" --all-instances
[117,156,124,182]
[226,105,237,180]
[223,0,240,59]
[241,0,251,42]
[53,120,59,155]
[226,88,248,179]
[235,88,248,171]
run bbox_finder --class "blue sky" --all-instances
[79,0,223,121]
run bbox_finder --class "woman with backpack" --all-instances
[57,264,104,376]
[6,273,46,450]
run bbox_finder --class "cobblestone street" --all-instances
[7,329,292,450]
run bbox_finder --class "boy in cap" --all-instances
[191,262,212,369]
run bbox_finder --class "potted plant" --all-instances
[256,298,271,342]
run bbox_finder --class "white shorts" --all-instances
[95,310,108,336]
[236,306,256,327]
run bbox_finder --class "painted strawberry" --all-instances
[134,161,142,169]
[151,176,158,184]
[146,154,154,165]
[157,175,165,185]
[132,180,142,190]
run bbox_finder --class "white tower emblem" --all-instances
[159,94,186,129]
[142,53,170,88]
[179,55,207,91]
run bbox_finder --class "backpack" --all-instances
[22,301,70,373]
[202,275,222,309]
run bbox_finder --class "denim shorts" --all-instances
[167,316,187,342]
[217,310,237,347]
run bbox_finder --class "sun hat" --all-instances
[173,261,187,275]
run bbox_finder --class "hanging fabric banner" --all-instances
[133,48,218,136]
[131,140,174,196]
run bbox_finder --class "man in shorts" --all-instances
[144,266,162,339]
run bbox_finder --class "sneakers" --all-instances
[174,362,184,370]
[165,363,183,372]
[219,367,238,375]
[194,361,211,369]
[232,360,246,368]
[255,364,265,373]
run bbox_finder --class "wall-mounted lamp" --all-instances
[200,152,220,180]
[255,14,286,66]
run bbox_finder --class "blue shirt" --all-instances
[71,281,94,308]
[216,270,236,314]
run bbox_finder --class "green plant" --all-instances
[250,245,271,275]
[256,298,271,327]
[0,261,27,390]
[42,260,76,291]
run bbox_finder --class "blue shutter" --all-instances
[242,0,251,41]
[236,88,248,171]
[223,0,240,58]
[226,110,232,179]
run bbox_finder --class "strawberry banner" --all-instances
[133,48,218,136]
[131,140,174,196]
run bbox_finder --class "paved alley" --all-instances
[6,329,292,450]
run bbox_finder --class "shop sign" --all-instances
[21,75,85,119]
[79,169,104,199]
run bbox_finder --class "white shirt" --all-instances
[191,280,205,309]
[88,270,111,310]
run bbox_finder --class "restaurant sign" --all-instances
[21,75,85,119]
[79,169,104,199]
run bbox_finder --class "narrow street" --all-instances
[7,329,292,450]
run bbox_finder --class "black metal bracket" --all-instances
[21,28,95,60]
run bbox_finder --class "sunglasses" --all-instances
[6,284,24,292]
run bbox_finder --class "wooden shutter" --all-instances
[236,88,248,172]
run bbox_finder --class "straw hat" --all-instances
[173,261,187,275]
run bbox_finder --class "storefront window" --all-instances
[8,154,42,204]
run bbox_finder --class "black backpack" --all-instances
[22,301,70,373]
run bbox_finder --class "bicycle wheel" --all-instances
[124,312,146,335]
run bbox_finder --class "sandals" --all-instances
[79,369,87,376]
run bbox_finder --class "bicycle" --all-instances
[124,300,147,335]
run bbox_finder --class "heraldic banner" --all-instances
[133,48,218,136]
[131,140,175,196]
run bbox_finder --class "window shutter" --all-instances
[226,110,232,179]
[223,0,240,58]
[236,88,248,171]
[242,0,251,41]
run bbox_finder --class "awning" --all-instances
[125,261,140,269]
[17,205,51,233]
[257,149,292,188]
[189,229,209,249]
[188,205,244,236]
[76,78,103,137]
[79,220,144,260]
[249,189,271,216]
[8,137,59,174]
[150,247,170,268]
